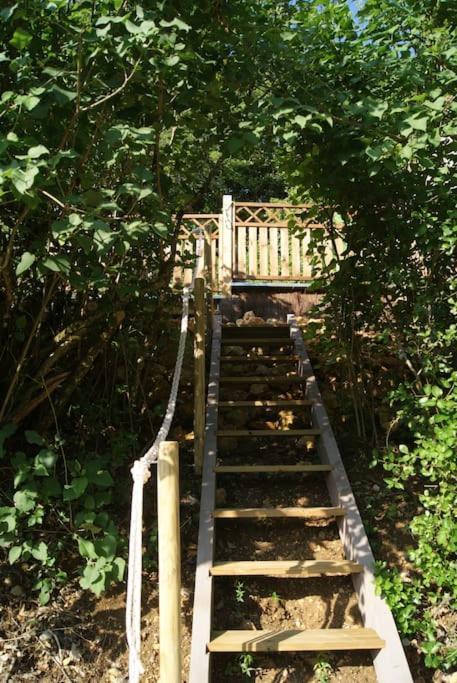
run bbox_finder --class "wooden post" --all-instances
[194,276,205,474]
[204,228,214,335]
[158,441,182,683]
[220,194,232,296]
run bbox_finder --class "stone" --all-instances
[236,311,266,326]
[372,483,381,493]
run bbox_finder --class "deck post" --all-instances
[220,194,233,296]
[157,441,182,683]
[194,276,206,474]
[204,225,214,330]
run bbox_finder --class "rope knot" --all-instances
[131,459,151,485]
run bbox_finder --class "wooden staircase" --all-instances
[189,316,412,682]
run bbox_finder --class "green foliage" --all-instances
[234,580,246,604]
[313,654,333,683]
[253,0,457,673]
[0,429,129,604]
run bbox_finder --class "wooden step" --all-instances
[221,338,293,345]
[219,375,303,383]
[222,324,289,328]
[218,399,314,407]
[220,355,299,362]
[208,628,385,652]
[213,506,345,519]
[215,464,331,474]
[211,559,362,577]
[217,428,320,438]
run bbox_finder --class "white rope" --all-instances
[126,235,204,683]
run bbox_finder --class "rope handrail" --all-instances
[125,235,203,683]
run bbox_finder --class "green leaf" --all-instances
[165,55,180,67]
[31,541,48,562]
[94,533,117,559]
[42,255,71,274]
[34,449,57,476]
[28,145,49,159]
[8,545,22,564]
[63,476,88,501]
[14,489,36,513]
[404,114,428,132]
[10,28,32,50]
[25,430,44,445]
[294,114,311,128]
[77,536,97,560]
[0,423,16,457]
[111,556,126,581]
[16,252,36,276]
[49,84,77,105]
[92,470,114,488]
[160,18,191,32]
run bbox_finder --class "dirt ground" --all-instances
[0,320,437,683]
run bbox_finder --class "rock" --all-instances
[215,488,227,505]
[250,383,268,396]
[401,637,411,647]
[278,410,296,429]
[372,483,381,493]
[181,587,191,601]
[236,311,266,326]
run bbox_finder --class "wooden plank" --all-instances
[218,399,314,407]
[280,229,289,276]
[291,234,301,277]
[217,428,320,437]
[222,323,289,329]
[172,240,183,287]
[234,222,322,228]
[208,628,385,652]
[288,315,413,683]
[214,464,331,473]
[301,230,312,279]
[221,338,293,345]
[248,227,257,276]
[212,227,218,287]
[158,442,182,683]
[232,275,312,281]
[220,355,299,362]
[183,239,193,286]
[220,195,232,296]
[189,315,222,683]
[269,227,279,276]
[234,201,311,208]
[237,226,247,278]
[213,506,345,519]
[211,559,361,577]
[193,277,205,474]
[259,227,269,276]
[219,375,304,383]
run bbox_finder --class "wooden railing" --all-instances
[172,196,344,295]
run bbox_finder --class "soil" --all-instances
[0,316,436,683]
